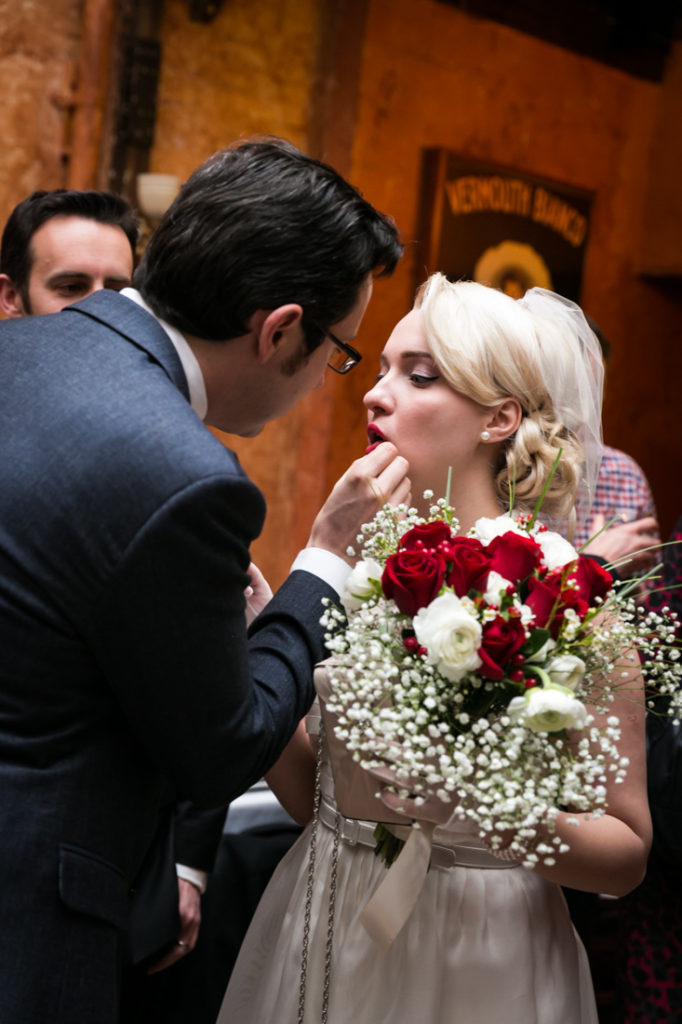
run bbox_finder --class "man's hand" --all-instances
[582,513,660,575]
[308,444,410,564]
[245,561,273,625]
[146,877,202,974]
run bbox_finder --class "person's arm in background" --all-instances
[582,450,660,581]
[582,513,659,577]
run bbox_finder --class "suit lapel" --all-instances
[62,290,190,400]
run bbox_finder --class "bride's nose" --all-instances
[363,376,392,415]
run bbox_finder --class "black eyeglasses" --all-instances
[316,326,363,375]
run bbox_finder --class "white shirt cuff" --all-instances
[176,863,207,894]
[290,547,351,596]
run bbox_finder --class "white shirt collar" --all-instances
[120,287,208,421]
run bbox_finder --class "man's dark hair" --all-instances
[135,137,403,347]
[0,189,139,304]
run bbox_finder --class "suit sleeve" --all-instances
[85,473,334,807]
[174,800,228,873]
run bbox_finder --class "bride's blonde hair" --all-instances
[415,274,603,533]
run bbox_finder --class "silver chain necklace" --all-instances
[297,718,340,1024]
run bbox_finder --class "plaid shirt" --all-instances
[574,445,658,548]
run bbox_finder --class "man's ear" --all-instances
[0,274,26,318]
[250,304,304,365]
[484,397,522,443]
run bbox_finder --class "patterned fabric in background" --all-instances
[574,446,658,549]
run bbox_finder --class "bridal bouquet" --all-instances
[321,495,682,869]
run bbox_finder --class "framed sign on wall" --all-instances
[418,150,592,302]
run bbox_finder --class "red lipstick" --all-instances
[365,424,386,454]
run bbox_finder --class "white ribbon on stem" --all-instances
[359,819,436,950]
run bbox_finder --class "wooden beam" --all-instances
[68,0,118,189]
[289,0,372,553]
[308,0,370,175]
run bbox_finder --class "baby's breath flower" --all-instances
[322,502,682,867]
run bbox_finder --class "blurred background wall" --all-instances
[1,0,679,586]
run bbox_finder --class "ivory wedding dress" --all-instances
[218,699,598,1024]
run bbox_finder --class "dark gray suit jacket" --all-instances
[0,291,331,1023]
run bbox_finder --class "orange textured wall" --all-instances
[151,0,321,179]
[0,0,81,223]
[2,0,675,581]
[147,0,680,583]
[325,0,681,539]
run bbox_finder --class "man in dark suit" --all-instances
[0,137,407,1024]
[0,186,230,984]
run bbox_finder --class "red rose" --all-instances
[570,555,613,603]
[400,520,453,551]
[555,587,589,628]
[382,549,446,616]
[526,574,589,637]
[478,614,527,680]
[445,537,492,597]
[525,575,563,633]
[486,531,543,583]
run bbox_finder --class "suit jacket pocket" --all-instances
[58,842,128,930]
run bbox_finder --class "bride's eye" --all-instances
[410,373,439,387]
[374,371,387,384]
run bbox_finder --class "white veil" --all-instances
[517,288,604,535]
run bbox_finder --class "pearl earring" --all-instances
[481,430,490,442]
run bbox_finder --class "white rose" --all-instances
[547,654,586,691]
[471,514,526,546]
[536,530,578,571]
[508,684,587,733]
[413,593,482,682]
[483,570,512,607]
[341,558,383,612]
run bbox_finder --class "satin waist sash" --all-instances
[319,795,517,871]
